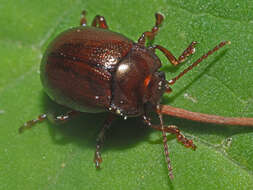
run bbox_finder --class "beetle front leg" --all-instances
[19,110,79,133]
[138,13,164,46]
[150,41,197,66]
[151,125,196,150]
[19,114,47,133]
[94,114,115,168]
[143,115,196,150]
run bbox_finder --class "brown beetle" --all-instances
[20,11,229,178]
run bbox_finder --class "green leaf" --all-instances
[1,0,253,189]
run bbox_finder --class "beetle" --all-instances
[20,11,229,178]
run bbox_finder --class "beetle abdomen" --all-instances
[41,26,133,113]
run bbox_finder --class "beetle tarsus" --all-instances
[80,10,87,26]
[178,41,198,63]
[94,147,102,169]
[163,125,196,150]
[168,41,231,85]
[150,124,197,151]
[151,41,198,67]
[19,114,47,133]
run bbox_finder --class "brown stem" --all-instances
[160,105,253,126]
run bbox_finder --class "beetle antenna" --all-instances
[157,105,174,179]
[167,41,231,86]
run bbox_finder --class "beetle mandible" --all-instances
[20,11,230,178]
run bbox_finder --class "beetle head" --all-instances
[110,45,169,117]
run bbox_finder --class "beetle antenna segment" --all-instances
[168,41,231,85]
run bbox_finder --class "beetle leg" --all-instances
[138,13,164,46]
[167,41,230,85]
[142,114,173,179]
[92,15,109,29]
[156,105,196,150]
[142,109,196,179]
[150,41,197,66]
[80,10,87,26]
[80,11,108,29]
[19,114,47,133]
[150,125,196,150]
[19,110,79,133]
[52,110,80,123]
[94,114,115,168]
[143,115,196,150]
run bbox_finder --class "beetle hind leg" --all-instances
[19,110,79,133]
[80,10,109,29]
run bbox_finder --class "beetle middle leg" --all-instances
[19,110,79,133]
[94,114,115,168]
[150,125,196,150]
[80,10,88,26]
[91,15,109,29]
[80,11,108,29]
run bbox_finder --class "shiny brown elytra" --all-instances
[20,11,230,179]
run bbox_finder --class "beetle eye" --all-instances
[144,75,152,87]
